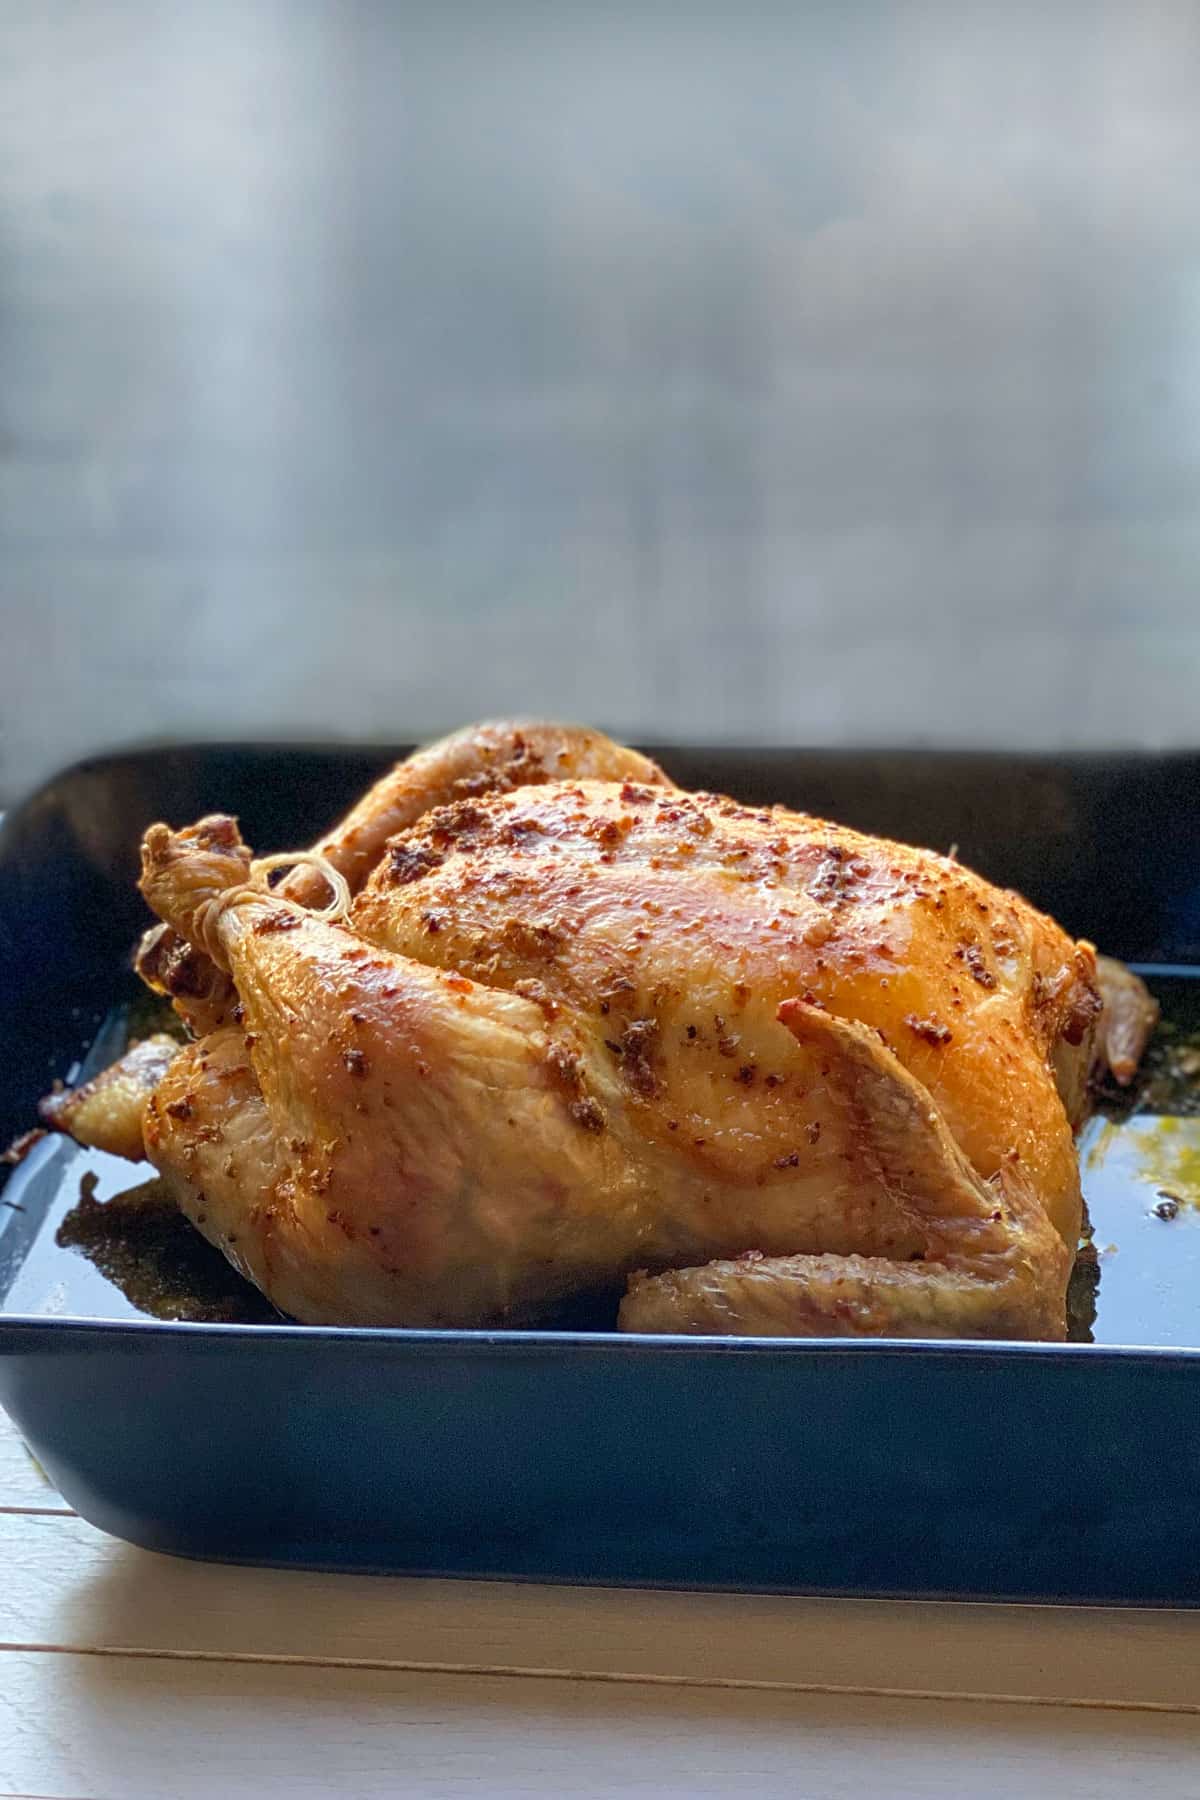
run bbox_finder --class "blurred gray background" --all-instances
[2,1,1199,804]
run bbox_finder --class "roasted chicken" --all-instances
[42,721,1157,1340]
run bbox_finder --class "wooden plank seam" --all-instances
[0,1641,1195,1718]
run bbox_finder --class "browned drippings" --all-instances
[56,1171,279,1324]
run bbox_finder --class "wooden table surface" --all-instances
[2,1408,1198,1799]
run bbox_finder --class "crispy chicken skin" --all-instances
[124,730,1111,1339]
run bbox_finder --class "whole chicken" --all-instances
[61,718,1128,1343]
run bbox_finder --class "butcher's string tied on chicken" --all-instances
[194,851,352,963]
